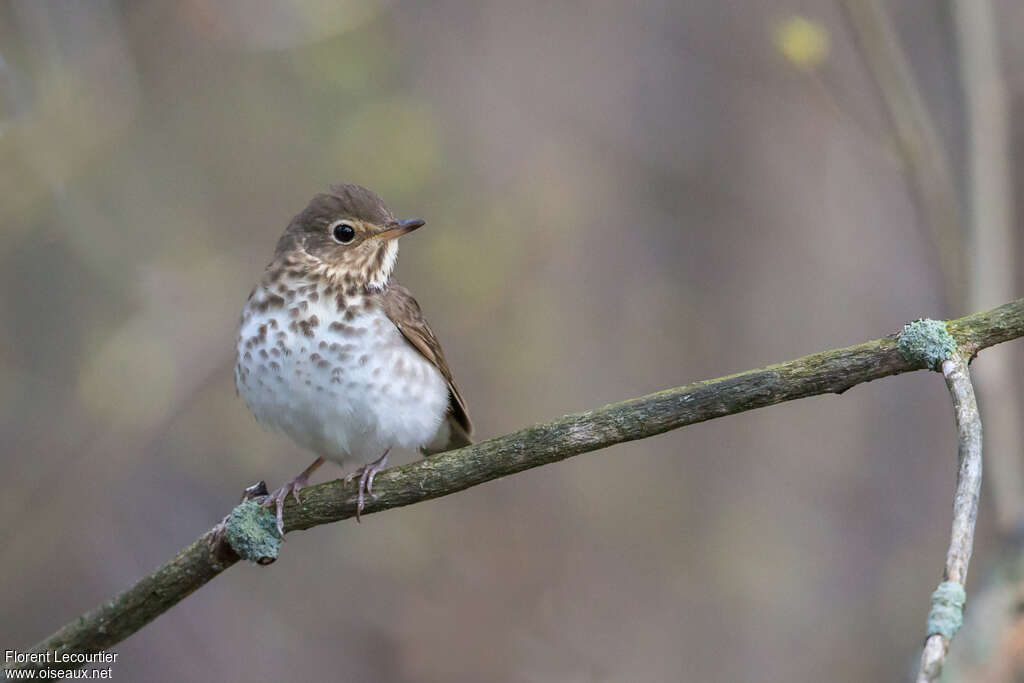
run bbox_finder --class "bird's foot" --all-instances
[344,450,390,522]
[262,457,325,537]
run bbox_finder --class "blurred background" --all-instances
[2,1,1023,681]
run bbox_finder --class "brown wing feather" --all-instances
[381,284,472,442]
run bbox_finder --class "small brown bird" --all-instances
[235,184,472,533]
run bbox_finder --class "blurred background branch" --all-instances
[9,298,1024,676]
[935,4,1024,679]
[951,0,1023,538]
[839,0,966,312]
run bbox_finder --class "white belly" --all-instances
[235,287,449,465]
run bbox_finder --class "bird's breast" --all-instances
[235,281,449,463]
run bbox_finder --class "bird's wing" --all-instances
[380,284,473,443]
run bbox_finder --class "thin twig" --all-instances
[7,298,1024,674]
[917,355,983,682]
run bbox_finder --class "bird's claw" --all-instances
[347,451,389,523]
[260,457,325,538]
[262,475,310,537]
[260,485,287,538]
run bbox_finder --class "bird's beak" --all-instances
[372,218,425,242]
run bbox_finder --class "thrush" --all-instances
[235,184,472,534]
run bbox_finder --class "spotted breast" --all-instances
[235,278,450,466]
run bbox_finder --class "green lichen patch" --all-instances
[897,318,957,370]
[926,581,966,639]
[224,500,281,564]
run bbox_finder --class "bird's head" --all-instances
[277,183,424,290]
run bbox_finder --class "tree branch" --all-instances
[9,298,1024,674]
[917,354,983,682]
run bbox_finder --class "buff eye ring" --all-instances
[331,221,356,244]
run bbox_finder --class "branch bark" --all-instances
[8,298,1024,674]
[917,355,983,682]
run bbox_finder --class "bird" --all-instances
[235,183,472,534]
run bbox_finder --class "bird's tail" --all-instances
[420,413,473,456]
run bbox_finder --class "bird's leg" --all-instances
[344,450,390,522]
[263,456,325,537]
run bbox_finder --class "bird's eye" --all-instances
[331,221,356,244]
